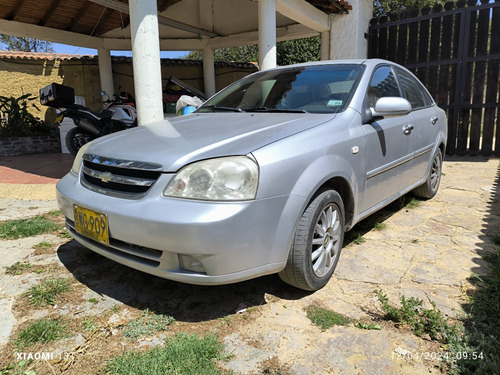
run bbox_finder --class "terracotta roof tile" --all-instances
[0,51,258,70]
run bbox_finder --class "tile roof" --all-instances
[0,51,258,70]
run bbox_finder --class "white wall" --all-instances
[329,0,373,60]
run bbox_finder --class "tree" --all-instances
[0,35,54,52]
[185,36,320,66]
[373,0,453,17]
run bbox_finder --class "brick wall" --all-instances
[0,134,61,156]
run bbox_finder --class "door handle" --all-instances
[403,124,414,135]
[431,116,438,125]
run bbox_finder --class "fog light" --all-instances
[178,255,206,274]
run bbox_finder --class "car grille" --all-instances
[81,154,163,199]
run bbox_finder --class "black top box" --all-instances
[40,83,75,108]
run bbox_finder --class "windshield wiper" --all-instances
[200,105,243,112]
[245,107,307,113]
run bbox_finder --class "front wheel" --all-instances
[279,189,345,291]
[65,127,95,156]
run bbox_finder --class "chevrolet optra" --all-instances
[57,59,447,291]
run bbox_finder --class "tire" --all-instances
[66,127,95,156]
[413,148,443,199]
[279,189,345,291]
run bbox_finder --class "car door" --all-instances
[360,65,415,213]
[395,67,441,183]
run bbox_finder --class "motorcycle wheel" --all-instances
[66,127,95,156]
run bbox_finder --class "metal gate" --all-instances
[368,0,500,156]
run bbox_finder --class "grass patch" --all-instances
[4,261,32,275]
[26,277,71,306]
[405,197,422,209]
[306,305,352,330]
[107,333,230,375]
[122,309,175,341]
[0,216,61,239]
[33,241,52,250]
[16,318,65,348]
[449,250,500,374]
[0,360,35,375]
[373,222,387,230]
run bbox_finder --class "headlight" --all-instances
[71,142,92,175]
[163,156,259,201]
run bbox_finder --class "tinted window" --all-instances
[367,66,401,108]
[396,68,433,109]
[198,64,364,114]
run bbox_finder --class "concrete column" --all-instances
[97,48,114,101]
[203,47,216,97]
[258,0,277,70]
[129,0,164,125]
[320,31,330,61]
[329,0,373,59]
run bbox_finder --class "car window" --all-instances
[367,66,401,108]
[198,64,364,114]
[395,68,433,109]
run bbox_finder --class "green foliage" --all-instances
[0,360,36,375]
[0,35,54,52]
[26,277,71,306]
[375,290,462,342]
[16,318,65,348]
[373,0,451,17]
[4,262,32,275]
[122,309,175,341]
[449,251,500,374]
[355,322,382,330]
[107,333,231,375]
[306,305,352,330]
[0,216,61,239]
[0,94,49,137]
[186,36,320,66]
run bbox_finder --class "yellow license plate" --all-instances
[73,205,109,245]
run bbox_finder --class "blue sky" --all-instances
[52,42,187,59]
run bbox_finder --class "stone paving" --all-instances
[0,154,498,374]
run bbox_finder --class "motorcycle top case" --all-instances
[40,83,75,108]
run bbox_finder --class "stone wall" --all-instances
[0,134,61,156]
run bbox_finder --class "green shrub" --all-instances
[0,93,49,137]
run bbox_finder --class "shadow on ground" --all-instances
[56,240,310,323]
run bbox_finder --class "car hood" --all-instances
[85,112,334,171]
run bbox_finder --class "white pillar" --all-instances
[203,47,216,97]
[329,0,373,59]
[320,31,330,61]
[258,0,276,70]
[97,48,114,100]
[129,0,164,125]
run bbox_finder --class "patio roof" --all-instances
[0,0,351,42]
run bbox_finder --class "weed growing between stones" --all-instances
[106,333,231,375]
[15,318,66,348]
[306,305,352,330]
[121,309,175,341]
[25,277,71,306]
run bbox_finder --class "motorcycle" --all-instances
[40,83,137,155]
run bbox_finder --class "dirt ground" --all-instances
[0,156,499,374]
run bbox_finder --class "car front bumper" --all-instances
[56,171,303,285]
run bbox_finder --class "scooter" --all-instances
[40,83,137,155]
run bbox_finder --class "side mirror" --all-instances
[371,97,411,118]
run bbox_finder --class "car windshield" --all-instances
[198,64,364,114]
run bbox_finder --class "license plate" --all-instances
[73,205,109,245]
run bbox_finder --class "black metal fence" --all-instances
[368,0,500,156]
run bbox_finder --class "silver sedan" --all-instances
[57,59,447,291]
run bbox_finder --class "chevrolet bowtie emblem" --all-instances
[98,171,113,183]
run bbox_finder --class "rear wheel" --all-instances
[414,148,443,199]
[279,189,345,291]
[66,127,95,156]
